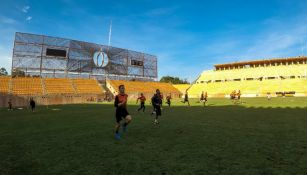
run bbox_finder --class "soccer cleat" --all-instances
[115,133,121,140]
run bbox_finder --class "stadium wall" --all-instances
[0,94,104,108]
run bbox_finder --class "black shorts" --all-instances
[155,105,161,116]
[115,108,129,123]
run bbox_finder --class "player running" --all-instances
[166,93,172,107]
[136,93,146,112]
[114,85,132,140]
[200,91,208,107]
[151,89,162,124]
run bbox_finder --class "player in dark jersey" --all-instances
[151,89,162,124]
[166,93,172,107]
[30,97,36,112]
[8,99,12,111]
[136,93,146,112]
[114,85,132,140]
[200,91,208,107]
[181,91,190,106]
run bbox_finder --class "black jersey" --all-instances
[151,93,162,106]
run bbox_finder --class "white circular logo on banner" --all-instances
[93,51,109,67]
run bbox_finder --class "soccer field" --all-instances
[1,98,307,175]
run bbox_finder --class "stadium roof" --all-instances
[214,56,307,69]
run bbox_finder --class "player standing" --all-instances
[8,99,12,111]
[151,89,162,124]
[30,98,36,112]
[267,92,272,100]
[200,91,208,107]
[114,85,132,140]
[182,91,190,106]
[237,90,241,104]
[136,93,146,112]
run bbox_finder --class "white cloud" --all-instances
[26,16,32,21]
[22,5,30,13]
[0,16,16,24]
[196,13,307,68]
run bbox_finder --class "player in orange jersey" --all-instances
[114,85,132,140]
[136,93,146,112]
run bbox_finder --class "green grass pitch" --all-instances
[1,98,307,175]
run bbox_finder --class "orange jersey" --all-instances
[115,93,128,108]
[138,96,146,102]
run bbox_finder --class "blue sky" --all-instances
[1,0,307,81]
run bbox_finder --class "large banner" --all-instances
[12,32,157,80]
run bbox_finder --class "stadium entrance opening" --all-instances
[93,51,109,67]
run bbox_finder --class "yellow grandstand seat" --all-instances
[11,77,43,95]
[0,76,10,94]
[108,80,181,95]
[72,79,103,94]
[44,78,75,94]
[189,61,307,97]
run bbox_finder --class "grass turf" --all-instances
[1,97,307,175]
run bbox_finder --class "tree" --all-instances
[12,69,25,78]
[0,67,8,76]
[160,76,189,84]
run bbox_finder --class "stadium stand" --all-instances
[0,77,105,107]
[172,84,191,94]
[44,78,75,95]
[11,77,43,95]
[106,80,181,99]
[0,76,10,94]
[188,57,307,98]
[1,78,104,96]
[72,79,104,94]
